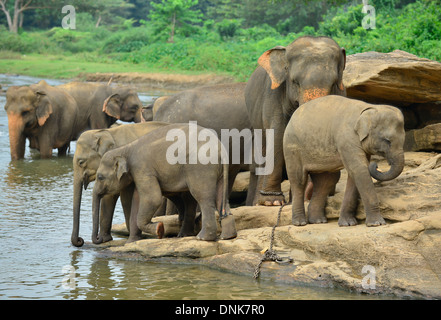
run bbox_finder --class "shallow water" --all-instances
[0,74,387,300]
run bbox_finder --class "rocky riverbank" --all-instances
[85,50,441,299]
[95,152,441,299]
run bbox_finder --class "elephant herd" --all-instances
[4,36,406,248]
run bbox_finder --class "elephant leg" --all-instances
[166,199,178,215]
[342,153,385,227]
[38,133,53,159]
[307,171,340,224]
[99,194,119,243]
[286,162,308,226]
[255,124,286,206]
[246,164,257,206]
[338,175,359,227]
[136,178,164,234]
[58,143,69,157]
[177,193,197,237]
[120,184,135,232]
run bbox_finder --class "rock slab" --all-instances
[104,152,441,299]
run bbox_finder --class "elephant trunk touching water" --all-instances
[71,122,171,247]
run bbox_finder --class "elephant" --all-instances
[5,80,79,160]
[58,81,144,131]
[283,95,405,227]
[91,123,237,243]
[245,36,346,206]
[71,121,170,247]
[153,83,252,201]
[140,96,170,122]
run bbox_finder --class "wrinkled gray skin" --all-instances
[72,122,170,247]
[283,96,405,227]
[154,83,252,199]
[245,36,346,206]
[92,124,234,243]
[5,80,79,160]
[58,82,144,131]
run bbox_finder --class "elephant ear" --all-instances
[102,93,121,119]
[115,156,129,183]
[354,107,377,142]
[35,91,53,126]
[338,48,346,91]
[91,131,115,156]
[258,46,287,90]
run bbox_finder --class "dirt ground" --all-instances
[79,72,237,91]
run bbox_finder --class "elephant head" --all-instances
[102,89,143,123]
[258,36,346,109]
[355,106,406,181]
[91,151,132,244]
[71,129,116,247]
[5,85,53,160]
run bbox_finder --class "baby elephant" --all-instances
[92,123,236,243]
[283,95,405,227]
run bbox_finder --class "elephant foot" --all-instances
[292,214,307,226]
[366,214,386,227]
[308,215,327,224]
[338,214,358,227]
[177,229,196,238]
[100,233,113,243]
[126,235,143,244]
[256,191,286,206]
[219,214,237,240]
[196,227,217,241]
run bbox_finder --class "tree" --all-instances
[0,0,53,33]
[149,0,202,42]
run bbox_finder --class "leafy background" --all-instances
[0,0,440,81]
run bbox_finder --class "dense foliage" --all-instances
[0,0,439,81]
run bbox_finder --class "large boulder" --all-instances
[343,50,441,106]
[106,152,441,299]
[343,50,441,152]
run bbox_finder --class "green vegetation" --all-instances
[0,0,440,82]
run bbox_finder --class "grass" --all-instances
[0,53,229,80]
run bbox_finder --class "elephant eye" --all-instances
[77,159,86,167]
[383,138,391,146]
[97,174,105,181]
[21,110,30,117]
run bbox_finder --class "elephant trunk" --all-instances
[92,190,104,244]
[71,174,85,247]
[8,113,26,160]
[369,151,404,181]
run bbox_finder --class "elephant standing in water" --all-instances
[91,123,236,243]
[245,36,346,206]
[5,81,79,160]
[283,96,405,227]
[71,122,170,247]
[58,81,144,130]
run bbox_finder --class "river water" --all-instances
[0,74,386,301]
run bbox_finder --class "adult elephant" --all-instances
[58,81,144,131]
[5,81,79,160]
[154,83,252,197]
[72,121,170,247]
[245,36,346,206]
